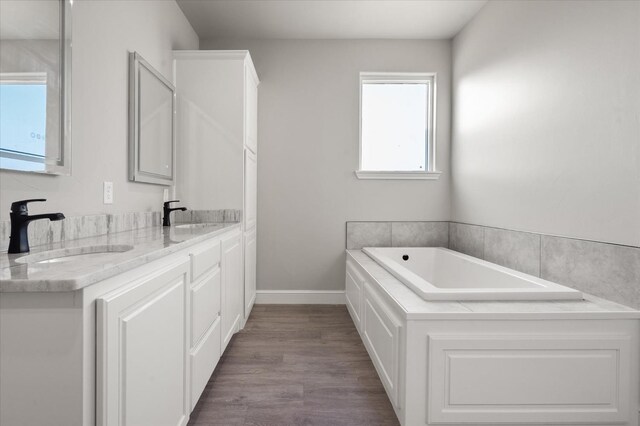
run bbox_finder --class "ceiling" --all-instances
[177,0,488,40]
[0,1,59,40]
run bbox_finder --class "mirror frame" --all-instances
[128,51,176,186]
[0,0,73,175]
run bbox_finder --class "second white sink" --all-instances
[16,245,134,265]
[174,223,220,230]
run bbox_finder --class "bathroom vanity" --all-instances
[0,223,246,426]
[346,249,640,426]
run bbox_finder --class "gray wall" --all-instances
[202,39,452,291]
[451,0,640,247]
[0,0,199,220]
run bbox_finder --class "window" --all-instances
[357,72,439,180]
[0,72,48,172]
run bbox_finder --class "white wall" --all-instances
[451,0,640,247]
[0,0,198,220]
[203,39,452,291]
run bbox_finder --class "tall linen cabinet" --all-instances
[173,51,259,325]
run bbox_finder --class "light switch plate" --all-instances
[103,182,114,204]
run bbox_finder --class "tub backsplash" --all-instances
[346,221,640,310]
[346,221,449,250]
[0,209,242,252]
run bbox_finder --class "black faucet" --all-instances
[163,200,187,227]
[8,199,65,254]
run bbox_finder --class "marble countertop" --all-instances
[0,223,240,292]
[347,250,640,320]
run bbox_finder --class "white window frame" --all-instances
[356,72,440,180]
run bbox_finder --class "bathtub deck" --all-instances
[348,250,640,320]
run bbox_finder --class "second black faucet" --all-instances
[163,200,187,227]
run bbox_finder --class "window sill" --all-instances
[354,170,442,180]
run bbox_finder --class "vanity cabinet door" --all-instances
[244,149,257,231]
[244,226,257,318]
[221,231,243,352]
[97,259,190,426]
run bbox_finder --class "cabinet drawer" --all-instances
[190,317,221,410]
[191,267,221,347]
[191,240,221,282]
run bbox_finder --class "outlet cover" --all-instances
[103,182,114,204]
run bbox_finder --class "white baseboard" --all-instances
[255,290,345,305]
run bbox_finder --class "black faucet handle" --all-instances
[10,199,47,214]
[163,200,180,208]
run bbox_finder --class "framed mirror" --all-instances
[128,52,175,186]
[0,0,72,175]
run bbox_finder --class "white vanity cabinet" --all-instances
[96,229,243,426]
[0,226,245,426]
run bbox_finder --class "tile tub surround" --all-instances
[346,221,449,250]
[347,221,640,309]
[348,249,639,319]
[541,236,640,312]
[449,222,640,310]
[484,227,541,276]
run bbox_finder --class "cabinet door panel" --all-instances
[245,69,258,154]
[363,282,401,408]
[244,227,257,319]
[244,149,257,230]
[191,266,221,347]
[190,240,221,282]
[345,268,362,331]
[190,318,221,410]
[428,334,631,424]
[221,232,243,352]
[97,259,189,426]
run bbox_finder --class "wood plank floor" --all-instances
[188,305,400,426]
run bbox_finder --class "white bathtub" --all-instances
[362,247,583,301]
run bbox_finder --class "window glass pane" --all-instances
[0,82,47,174]
[361,82,428,171]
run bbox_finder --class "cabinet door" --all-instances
[97,259,189,426]
[221,232,243,352]
[244,148,257,230]
[244,226,257,319]
[244,66,258,154]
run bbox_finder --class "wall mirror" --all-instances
[0,0,72,175]
[128,52,175,186]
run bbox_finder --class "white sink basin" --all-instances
[16,245,134,265]
[174,223,220,230]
